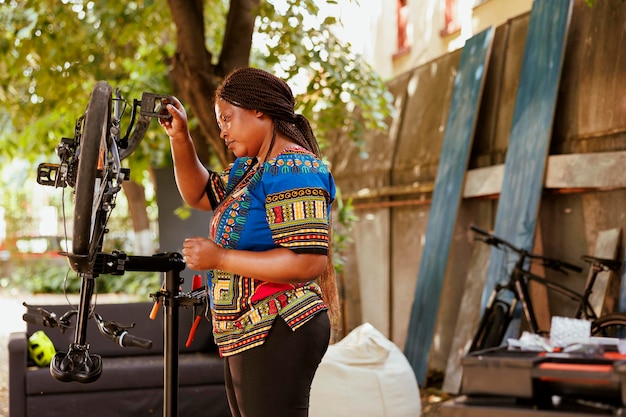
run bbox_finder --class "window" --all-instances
[397,0,410,53]
[441,0,461,36]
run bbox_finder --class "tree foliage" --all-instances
[0,0,390,293]
[0,0,175,176]
[0,0,393,172]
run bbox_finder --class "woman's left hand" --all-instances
[182,237,222,271]
[182,237,327,283]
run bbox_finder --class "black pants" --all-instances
[223,311,330,417]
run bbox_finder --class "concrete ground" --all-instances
[0,289,27,417]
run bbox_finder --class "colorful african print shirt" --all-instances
[204,146,335,356]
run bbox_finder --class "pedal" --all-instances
[36,163,65,187]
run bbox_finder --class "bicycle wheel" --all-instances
[591,313,626,338]
[470,302,509,352]
[72,81,112,258]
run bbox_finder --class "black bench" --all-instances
[9,301,230,417]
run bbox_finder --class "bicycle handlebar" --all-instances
[117,331,153,349]
[22,303,74,331]
[94,313,153,349]
[470,225,520,253]
[22,303,152,350]
[22,312,54,328]
[470,224,582,274]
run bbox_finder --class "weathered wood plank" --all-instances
[546,152,626,190]
[528,226,550,333]
[587,228,621,317]
[345,151,626,203]
[441,242,491,394]
[463,165,504,198]
[463,151,626,199]
[480,0,573,318]
[353,209,391,337]
[404,27,494,385]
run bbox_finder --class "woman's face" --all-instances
[215,99,269,158]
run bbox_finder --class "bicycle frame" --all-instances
[512,266,598,335]
[469,225,585,352]
[473,255,615,355]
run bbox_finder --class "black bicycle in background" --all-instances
[469,225,626,352]
[30,82,201,417]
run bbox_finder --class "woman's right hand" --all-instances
[158,96,189,141]
[158,96,211,210]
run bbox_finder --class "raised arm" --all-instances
[159,98,212,210]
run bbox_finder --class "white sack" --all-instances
[310,322,422,417]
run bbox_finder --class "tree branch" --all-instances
[218,0,260,74]
[166,0,262,168]
[167,0,230,167]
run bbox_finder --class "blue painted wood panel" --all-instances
[404,27,494,385]
[481,0,573,312]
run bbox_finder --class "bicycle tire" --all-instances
[591,312,626,338]
[72,81,112,257]
[471,302,508,351]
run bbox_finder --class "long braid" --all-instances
[215,67,340,328]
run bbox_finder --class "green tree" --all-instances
[0,0,392,256]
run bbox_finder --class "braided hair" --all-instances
[215,67,341,330]
[215,67,321,157]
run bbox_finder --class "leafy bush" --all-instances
[98,270,163,297]
[0,258,162,297]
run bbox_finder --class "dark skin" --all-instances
[159,98,327,283]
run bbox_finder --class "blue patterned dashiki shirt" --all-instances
[204,145,335,356]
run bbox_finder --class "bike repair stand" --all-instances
[76,251,188,417]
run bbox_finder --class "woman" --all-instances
[159,67,338,417]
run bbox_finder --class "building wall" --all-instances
[330,0,626,383]
[348,0,533,79]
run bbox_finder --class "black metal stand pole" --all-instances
[74,272,96,345]
[113,252,185,417]
[164,266,181,417]
[83,251,187,417]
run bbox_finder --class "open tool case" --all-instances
[442,345,626,416]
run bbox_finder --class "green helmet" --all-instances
[28,330,56,366]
